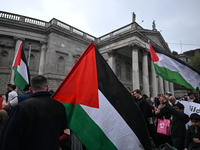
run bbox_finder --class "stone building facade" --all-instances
[0,11,174,98]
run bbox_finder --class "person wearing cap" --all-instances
[162,94,189,150]
[184,113,200,150]
[2,84,32,110]
[166,92,172,97]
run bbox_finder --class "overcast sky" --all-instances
[1,0,200,54]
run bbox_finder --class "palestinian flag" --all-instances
[149,42,200,91]
[53,42,152,150]
[12,41,30,93]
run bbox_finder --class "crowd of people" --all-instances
[131,89,200,150]
[0,76,70,150]
[0,76,200,150]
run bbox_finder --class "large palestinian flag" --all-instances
[149,42,200,91]
[12,41,30,93]
[53,42,152,150]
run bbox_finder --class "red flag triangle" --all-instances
[53,42,99,108]
[13,42,23,67]
[149,42,159,62]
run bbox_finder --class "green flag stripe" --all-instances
[13,66,29,93]
[154,63,195,91]
[62,102,117,150]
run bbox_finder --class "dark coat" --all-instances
[156,106,171,120]
[165,101,189,138]
[0,91,68,150]
[185,125,200,149]
[136,97,153,123]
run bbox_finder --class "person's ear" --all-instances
[46,85,49,91]
[29,87,33,93]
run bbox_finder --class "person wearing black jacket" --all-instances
[163,96,189,150]
[0,75,68,150]
[133,89,156,146]
[187,92,199,104]
[184,113,200,150]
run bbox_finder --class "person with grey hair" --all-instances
[0,75,68,150]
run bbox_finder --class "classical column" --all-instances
[164,80,169,94]
[158,75,164,94]
[107,50,116,74]
[151,61,158,98]
[10,37,24,84]
[142,50,149,96]
[38,43,47,75]
[131,45,140,90]
[169,82,174,96]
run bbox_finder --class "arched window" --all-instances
[57,56,65,74]
[0,50,9,67]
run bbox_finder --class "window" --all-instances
[57,56,65,74]
[0,50,9,67]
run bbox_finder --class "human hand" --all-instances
[161,94,167,103]
[193,138,200,143]
[155,110,160,115]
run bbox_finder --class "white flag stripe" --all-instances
[81,90,144,150]
[17,59,29,83]
[155,53,200,88]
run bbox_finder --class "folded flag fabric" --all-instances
[12,41,30,93]
[53,42,152,150]
[149,42,200,91]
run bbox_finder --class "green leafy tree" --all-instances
[189,54,200,71]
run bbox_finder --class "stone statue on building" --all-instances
[132,12,136,22]
[152,20,157,31]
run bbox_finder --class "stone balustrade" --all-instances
[0,11,141,43]
[98,23,136,42]
[0,11,20,21]
[25,17,46,27]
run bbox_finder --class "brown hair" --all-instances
[0,110,8,126]
[133,89,141,95]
